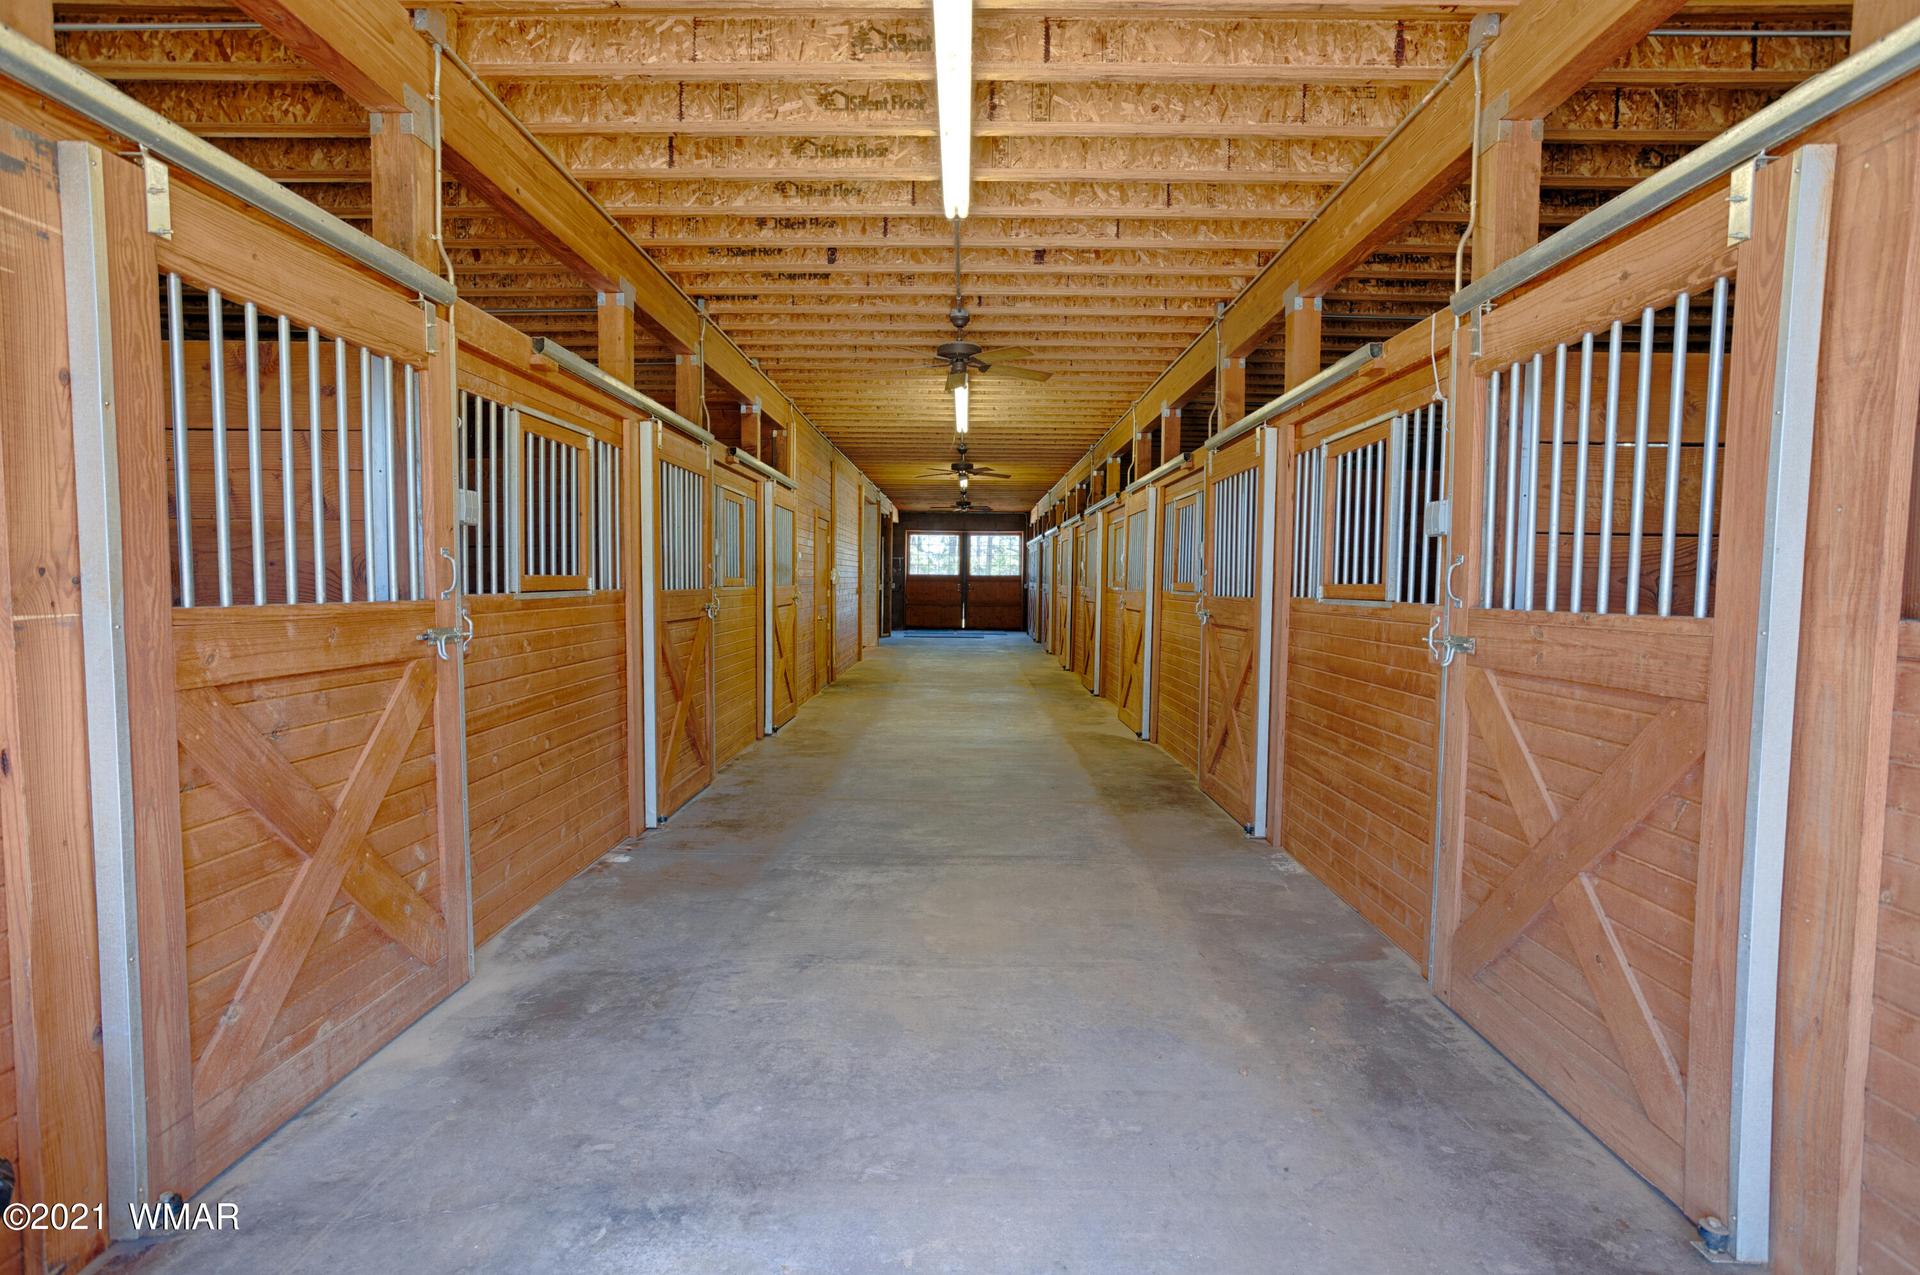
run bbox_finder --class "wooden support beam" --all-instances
[1283,299,1322,393]
[1,0,51,47]
[1218,358,1247,431]
[227,0,820,435]
[1030,0,1687,513]
[596,291,635,385]
[674,353,705,430]
[1472,118,1545,276]
[739,401,764,460]
[1852,0,1920,42]
[1160,406,1182,467]
[368,112,436,269]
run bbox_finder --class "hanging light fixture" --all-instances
[932,0,974,218]
[953,371,970,434]
[959,472,970,493]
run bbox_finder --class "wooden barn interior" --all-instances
[0,0,1917,1270]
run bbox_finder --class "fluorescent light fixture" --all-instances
[932,0,973,218]
[959,472,970,492]
[953,374,970,434]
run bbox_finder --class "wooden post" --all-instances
[1160,405,1182,466]
[675,353,704,431]
[1770,103,1920,1275]
[1131,417,1154,479]
[0,0,52,46]
[0,116,110,1275]
[1471,119,1545,277]
[1283,300,1321,392]
[739,401,763,460]
[368,112,436,270]
[597,289,634,384]
[1219,356,1247,430]
[1852,0,1920,44]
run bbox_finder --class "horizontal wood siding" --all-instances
[1281,601,1438,965]
[1865,624,1920,1273]
[466,593,628,943]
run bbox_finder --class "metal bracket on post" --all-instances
[1726,152,1773,245]
[421,298,439,355]
[138,149,171,239]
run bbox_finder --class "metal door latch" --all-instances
[1424,618,1475,666]
[419,610,474,660]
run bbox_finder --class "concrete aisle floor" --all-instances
[104,632,1704,1275]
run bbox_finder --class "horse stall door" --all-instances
[1431,172,1800,1221]
[711,463,761,769]
[654,428,716,816]
[1056,525,1075,669]
[1100,503,1126,706]
[1117,500,1152,735]
[1198,432,1275,831]
[1155,476,1204,772]
[122,166,471,1193]
[814,510,834,686]
[771,495,800,728]
[1076,521,1099,690]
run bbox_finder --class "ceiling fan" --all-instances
[944,497,996,513]
[913,442,1011,483]
[882,222,1053,391]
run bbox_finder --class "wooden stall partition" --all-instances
[832,456,860,674]
[1074,518,1098,691]
[770,486,800,729]
[1114,497,1152,735]
[861,494,879,653]
[654,426,717,817]
[1026,535,1042,641]
[1197,431,1279,831]
[1099,498,1127,706]
[711,457,763,770]
[451,306,634,942]
[1430,150,1805,1228]
[1273,331,1449,967]
[1154,470,1205,773]
[121,167,471,1197]
[1055,519,1076,669]
[797,426,832,696]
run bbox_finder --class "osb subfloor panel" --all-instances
[105,634,1697,1274]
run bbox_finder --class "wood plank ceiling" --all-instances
[55,0,1847,508]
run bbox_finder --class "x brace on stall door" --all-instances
[1456,665,1705,1140]
[1202,631,1258,781]
[175,659,444,1106]
[658,620,711,793]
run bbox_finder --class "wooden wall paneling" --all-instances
[595,291,647,839]
[1196,435,1266,828]
[1772,86,1920,1275]
[1154,475,1205,774]
[0,106,110,1275]
[653,427,716,817]
[368,111,435,270]
[1101,502,1126,705]
[861,495,879,652]
[466,594,630,940]
[1865,625,1920,1274]
[771,485,799,730]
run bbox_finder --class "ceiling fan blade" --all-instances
[945,368,967,392]
[986,365,1052,383]
[966,469,1011,479]
[974,346,1033,364]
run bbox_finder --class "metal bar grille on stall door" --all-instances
[522,431,586,583]
[1209,468,1257,599]
[594,438,622,590]
[1326,437,1387,591]
[459,389,511,595]
[1478,277,1731,617]
[661,460,706,591]
[162,273,427,607]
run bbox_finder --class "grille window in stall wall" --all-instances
[660,461,707,592]
[1209,468,1257,599]
[460,394,621,596]
[161,272,428,607]
[1291,402,1446,606]
[1478,280,1733,618]
[1166,495,1202,592]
